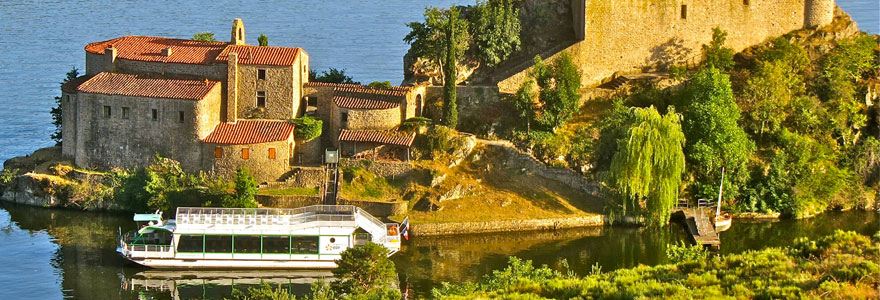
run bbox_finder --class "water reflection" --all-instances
[0,202,876,299]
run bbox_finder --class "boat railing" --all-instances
[175,205,359,227]
[126,244,174,259]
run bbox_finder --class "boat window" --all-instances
[177,235,204,253]
[234,235,261,253]
[291,236,319,254]
[204,235,233,253]
[262,235,290,254]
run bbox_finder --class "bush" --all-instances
[293,116,322,140]
[666,241,709,263]
[332,243,399,297]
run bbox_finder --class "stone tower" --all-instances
[805,0,835,28]
[231,18,246,45]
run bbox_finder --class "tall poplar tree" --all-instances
[442,6,460,128]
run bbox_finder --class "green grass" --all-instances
[340,167,402,202]
[257,187,319,196]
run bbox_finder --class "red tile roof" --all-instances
[215,45,302,66]
[338,129,416,147]
[61,75,93,93]
[304,82,365,88]
[202,120,294,145]
[77,72,219,100]
[85,36,228,65]
[333,85,410,110]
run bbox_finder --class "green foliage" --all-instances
[742,59,804,136]
[608,106,685,226]
[666,241,709,263]
[701,28,734,71]
[413,125,462,159]
[0,168,18,186]
[433,231,880,299]
[677,66,753,201]
[367,81,391,88]
[469,0,522,67]
[229,283,292,300]
[331,243,399,297]
[257,33,268,46]
[191,31,216,42]
[292,116,322,140]
[51,67,79,145]
[310,68,360,84]
[399,117,432,133]
[818,34,878,146]
[404,6,470,80]
[222,168,257,208]
[512,54,582,132]
[441,6,463,129]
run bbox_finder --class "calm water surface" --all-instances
[0,1,878,299]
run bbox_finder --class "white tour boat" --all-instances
[117,205,402,269]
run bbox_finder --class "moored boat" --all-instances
[118,205,402,269]
[712,167,732,232]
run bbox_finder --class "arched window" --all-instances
[415,94,423,117]
[238,28,242,40]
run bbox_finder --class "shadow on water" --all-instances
[0,202,877,299]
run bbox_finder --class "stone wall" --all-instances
[202,137,293,183]
[61,92,79,160]
[343,107,401,131]
[340,159,414,178]
[255,194,322,208]
[85,52,226,80]
[283,166,324,188]
[235,64,297,119]
[303,86,336,146]
[498,0,833,92]
[424,85,504,132]
[73,86,222,173]
[412,215,605,236]
[294,137,323,164]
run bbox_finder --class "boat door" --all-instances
[353,228,371,247]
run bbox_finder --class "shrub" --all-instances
[191,31,216,42]
[666,241,709,263]
[293,116,322,140]
[332,243,399,297]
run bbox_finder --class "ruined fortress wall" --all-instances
[236,65,296,120]
[202,137,292,183]
[499,0,829,92]
[74,93,205,172]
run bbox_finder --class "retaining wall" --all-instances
[412,214,605,236]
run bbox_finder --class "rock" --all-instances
[438,184,464,202]
[430,173,447,187]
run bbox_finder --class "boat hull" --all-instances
[125,256,340,269]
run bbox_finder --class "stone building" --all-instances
[61,19,425,182]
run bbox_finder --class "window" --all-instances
[177,235,203,253]
[178,111,185,123]
[66,95,71,102]
[680,5,687,19]
[215,147,223,158]
[415,94,423,117]
[122,107,130,119]
[268,147,276,159]
[204,235,233,253]
[341,112,349,123]
[743,0,749,5]
[151,109,158,121]
[307,96,317,107]
[291,236,319,254]
[258,69,266,80]
[262,235,290,254]
[256,91,266,108]
[241,148,249,160]
[103,106,111,118]
[233,235,261,253]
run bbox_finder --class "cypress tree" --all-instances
[442,7,459,128]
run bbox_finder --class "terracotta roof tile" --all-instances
[338,129,416,147]
[203,120,294,145]
[85,36,228,65]
[333,85,410,110]
[216,45,302,66]
[77,72,219,100]
[304,82,365,88]
[61,75,93,93]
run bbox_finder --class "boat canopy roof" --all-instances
[134,213,162,222]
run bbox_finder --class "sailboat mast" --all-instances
[716,167,725,216]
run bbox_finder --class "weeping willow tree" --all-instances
[609,106,686,226]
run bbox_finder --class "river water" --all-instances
[0,1,878,299]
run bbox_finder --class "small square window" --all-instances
[151,109,158,121]
[257,91,266,108]
[122,107,130,119]
[103,106,111,118]
[241,148,249,160]
[258,69,266,80]
[680,5,687,19]
[268,148,276,159]
[215,147,223,158]
[307,96,317,107]
[178,111,185,123]
[341,112,349,123]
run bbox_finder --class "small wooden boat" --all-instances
[712,167,732,232]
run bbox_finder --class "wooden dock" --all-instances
[671,205,721,250]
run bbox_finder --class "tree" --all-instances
[819,34,877,146]
[311,68,360,84]
[442,7,461,128]
[701,28,734,71]
[470,0,522,67]
[403,6,470,82]
[332,243,400,298]
[191,31,216,42]
[51,67,80,145]
[510,78,537,133]
[677,66,753,200]
[222,168,257,208]
[512,54,582,132]
[293,116,322,140]
[608,106,685,226]
[257,33,268,46]
[367,81,392,88]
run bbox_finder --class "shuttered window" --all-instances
[268,148,276,159]
[215,147,223,158]
[242,148,249,160]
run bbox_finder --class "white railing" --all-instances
[126,244,174,259]
[176,205,358,228]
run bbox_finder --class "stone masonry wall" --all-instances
[203,137,293,183]
[498,0,827,92]
[413,215,605,236]
[344,107,401,131]
[236,64,297,120]
[61,92,78,160]
[340,158,414,178]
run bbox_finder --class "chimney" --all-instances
[226,52,239,123]
[162,47,173,56]
[104,46,117,72]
